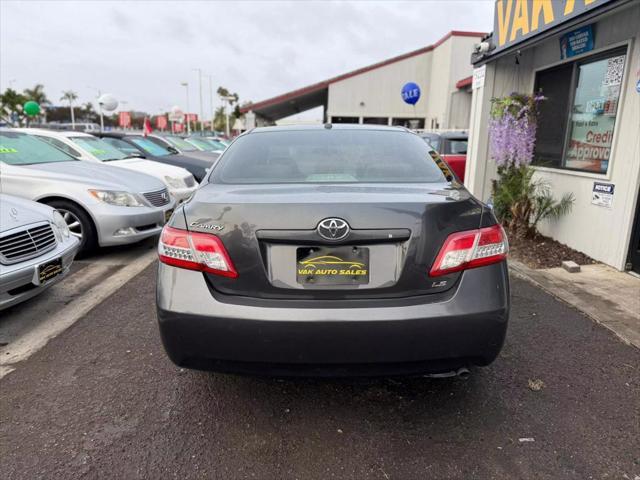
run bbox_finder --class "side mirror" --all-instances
[167,146,179,154]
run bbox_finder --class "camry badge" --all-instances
[317,218,350,241]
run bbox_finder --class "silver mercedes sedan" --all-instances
[0,131,176,253]
[0,194,79,311]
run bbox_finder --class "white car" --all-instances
[16,129,197,203]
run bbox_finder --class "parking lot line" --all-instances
[0,250,156,378]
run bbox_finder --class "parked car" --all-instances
[185,136,226,153]
[95,132,214,183]
[0,130,175,253]
[147,134,221,163]
[421,131,468,181]
[16,129,197,203]
[156,124,509,377]
[0,194,80,310]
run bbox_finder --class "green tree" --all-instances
[23,84,49,105]
[0,88,27,124]
[60,90,78,126]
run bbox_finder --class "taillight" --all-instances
[429,224,508,277]
[158,225,238,278]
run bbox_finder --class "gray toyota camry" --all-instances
[156,125,510,377]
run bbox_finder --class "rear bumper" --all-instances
[156,262,510,376]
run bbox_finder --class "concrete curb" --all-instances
[508,260,640,350]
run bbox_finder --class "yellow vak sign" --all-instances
[297,255,368,276]
[494,0,605,50]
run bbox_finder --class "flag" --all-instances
[143,116,153,137]
[156,115,168,130]
[118,111,131,128]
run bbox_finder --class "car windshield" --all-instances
[212,129,447,184]
[444,139,468,155]
[163,136,198,151]
[0,131,77,165]
[188,137,222,152]
[70,136,128,161]
[129,136,171,156]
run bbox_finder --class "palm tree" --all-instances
[23,84,49,105]
[61,90,78,128]
[23,84,49,122]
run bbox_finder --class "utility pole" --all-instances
[181,82,191,135]
[194,68,204,133]
[207,75,215,133]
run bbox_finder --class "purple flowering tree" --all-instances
[489,92,543,168]
[489,93,573,238]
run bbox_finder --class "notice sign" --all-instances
[560,25,594,59]
[592,182,614,208]
[472,65,486,90]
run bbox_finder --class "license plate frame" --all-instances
[296,246,370,286]
[38,257,63,284]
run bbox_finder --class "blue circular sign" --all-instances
[401,82,421,105]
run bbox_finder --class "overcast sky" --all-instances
[1,0,493,121]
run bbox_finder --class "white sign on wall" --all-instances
[472,65,486,90]
[591,182,614,208]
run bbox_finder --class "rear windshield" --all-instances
[444,139,468,155]
[0,131,77,165]
[211,130,447,184]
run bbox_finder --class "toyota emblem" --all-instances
[317,218,350,241]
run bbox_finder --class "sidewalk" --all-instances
[509,261,640,349]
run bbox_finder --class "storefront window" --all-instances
[533,48,626,174]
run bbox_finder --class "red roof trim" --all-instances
[241,30,486,114]
[456,76,473,89]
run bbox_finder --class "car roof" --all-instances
[439,131,468,139]
[13,128,92,139]
[248,124,409,134]
[97,132,144,138]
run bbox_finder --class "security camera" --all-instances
[474,41,491,54]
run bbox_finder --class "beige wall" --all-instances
[327,50,432,122]
[327,33,482,128]
[466,4,640,270]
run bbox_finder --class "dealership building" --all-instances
[241,31,485,130]
[465,0,640,273]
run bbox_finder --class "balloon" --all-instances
[98,94,118,112]
[23,101,41,117]
[401,82,421,105]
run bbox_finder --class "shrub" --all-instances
[489,93,574,238]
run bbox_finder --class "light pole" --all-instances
[181,81,191,135]
[193,68,204,133]
[206,75,215,133]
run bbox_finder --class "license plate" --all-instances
[38,258,63,283]
[164,208,174,223]
[296,246,369,286]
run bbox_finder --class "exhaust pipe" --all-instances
[424,367,471,379]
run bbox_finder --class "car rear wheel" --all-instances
[44,200,97,254]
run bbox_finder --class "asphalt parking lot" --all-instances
[1,254,639,479]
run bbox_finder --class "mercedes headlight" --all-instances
[164,176,186,189]
[52,210,70,239]
[88,189,144,207]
